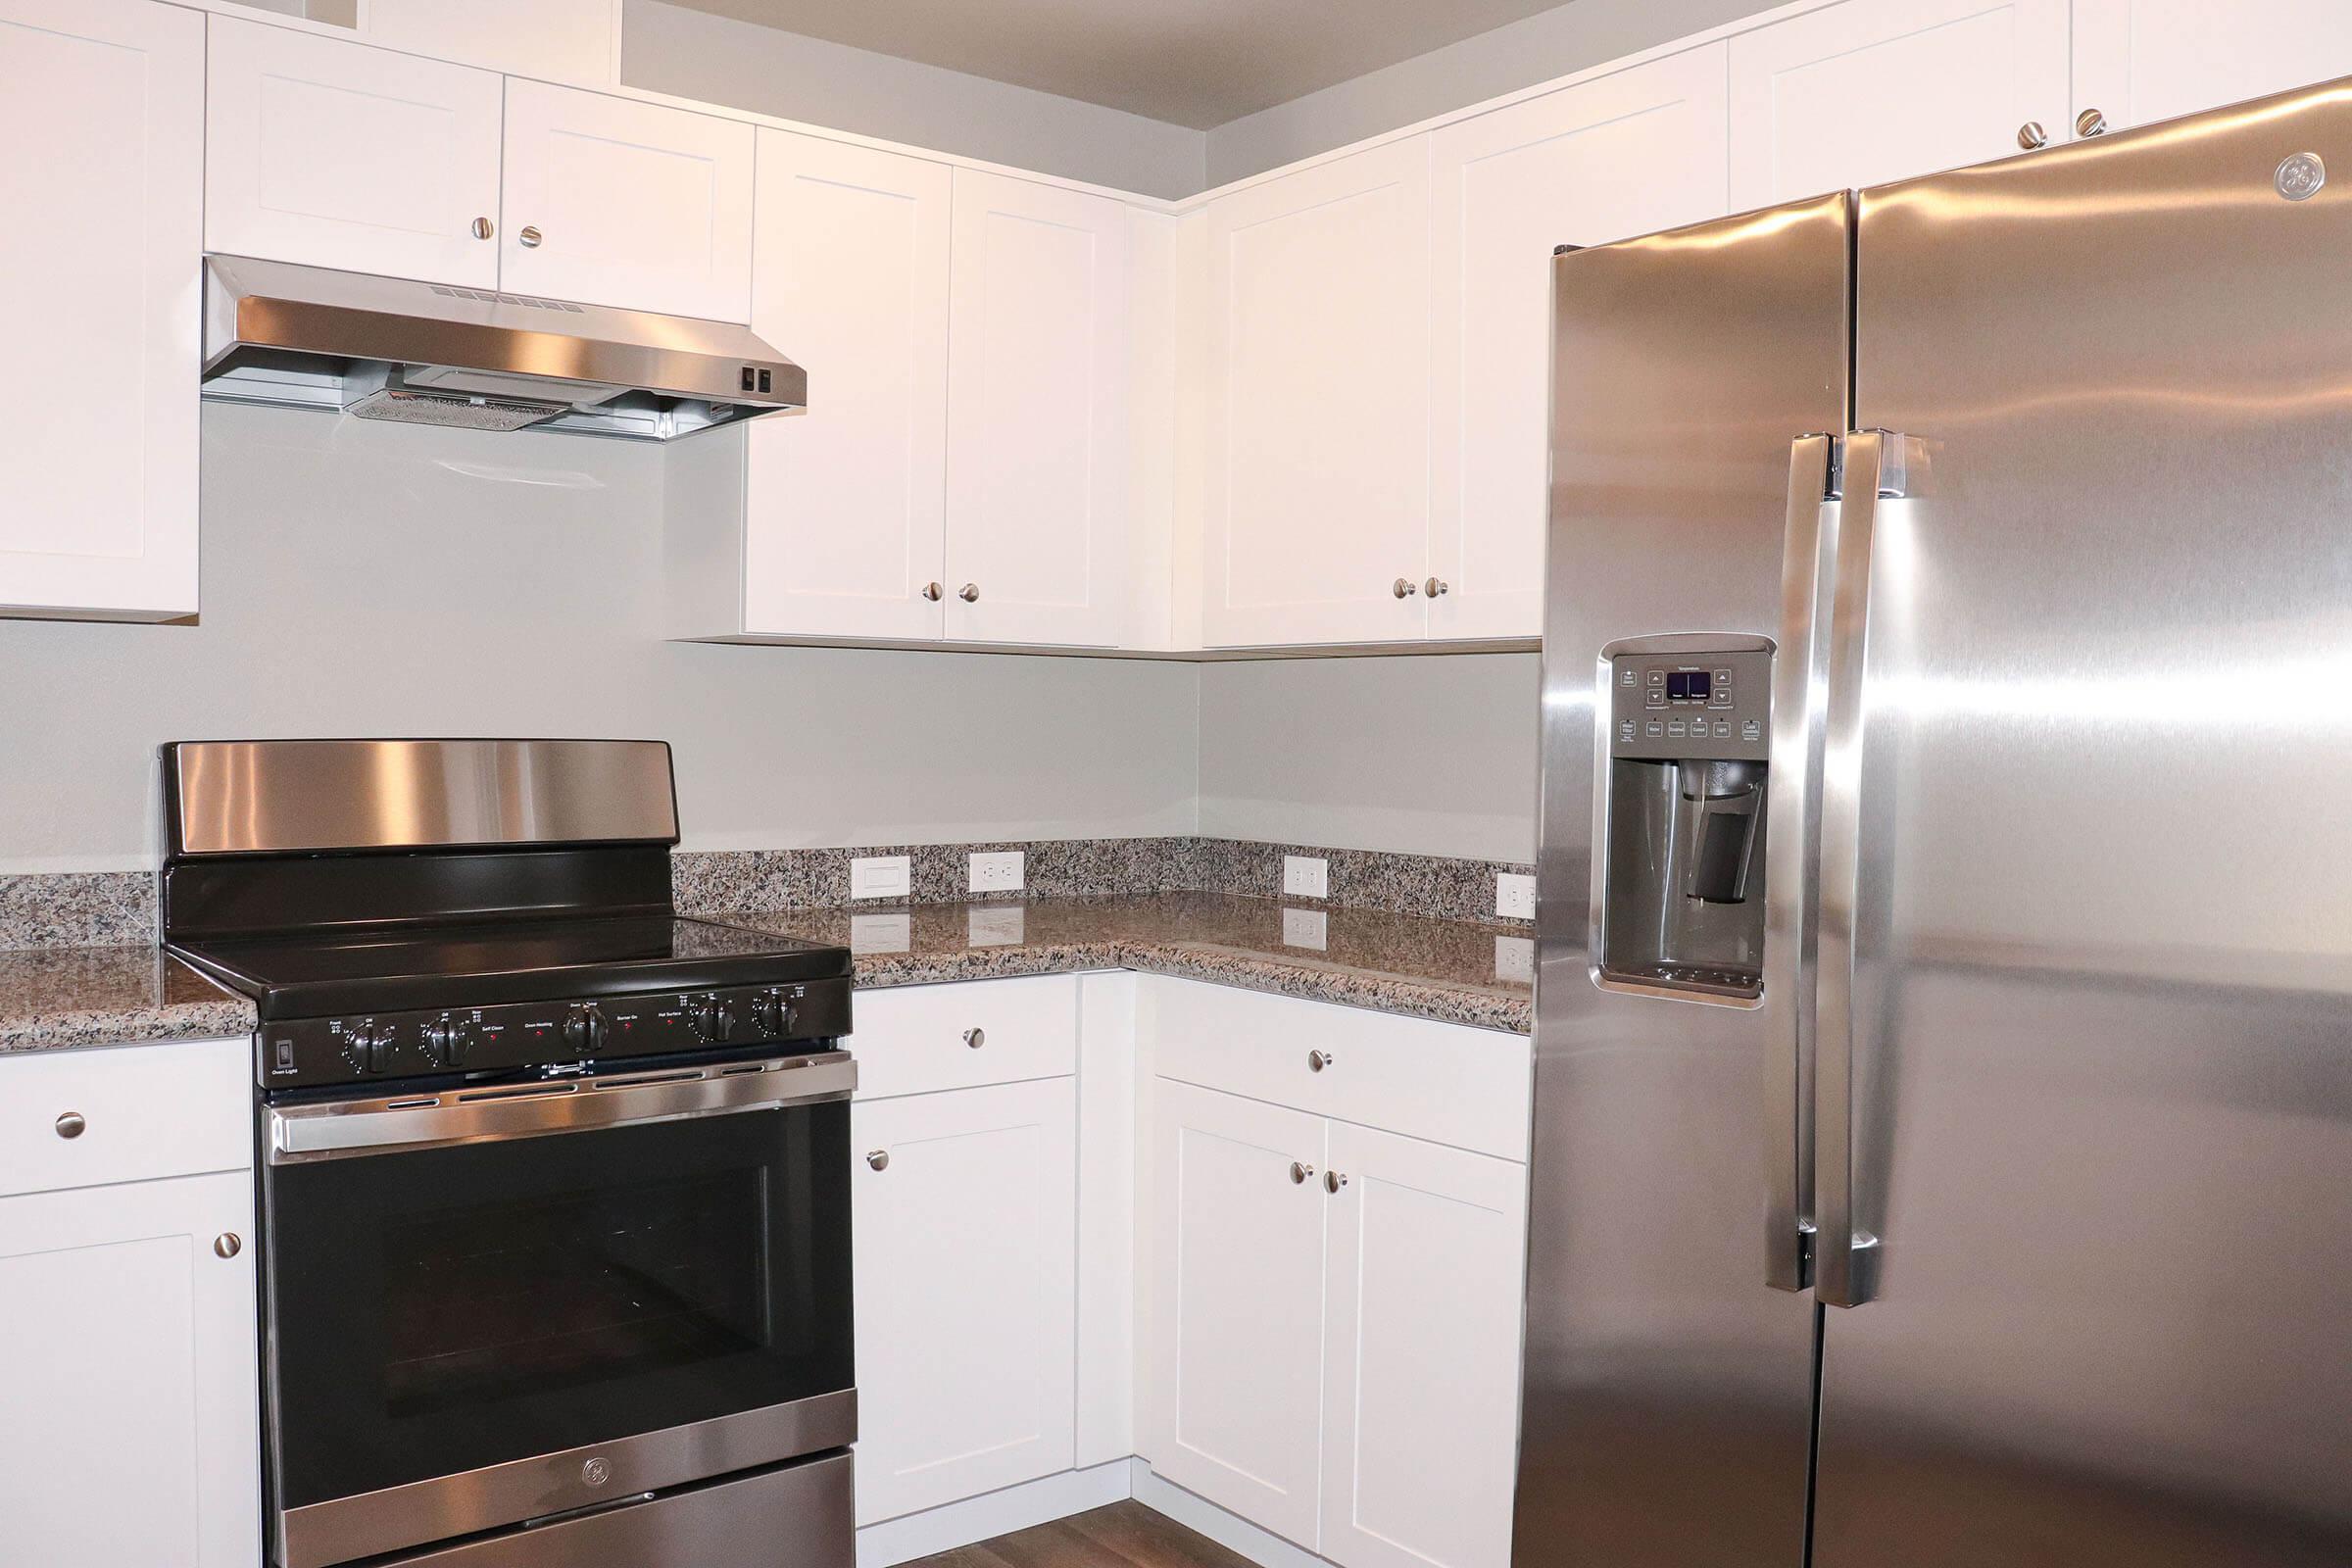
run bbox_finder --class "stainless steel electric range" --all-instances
[160,739,858,1568]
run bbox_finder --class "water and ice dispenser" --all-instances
[1598,647,1774,1000]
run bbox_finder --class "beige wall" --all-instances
[1205,0,1764,185]
[620,0,1206,199]
[0,408,1199,871]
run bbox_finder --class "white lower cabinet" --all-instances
[1318,1123,1528,1568]
[1142,987,1532,1568]
[1146,1082,1331,1545]
[0,1039,260,1568]
[851,1055,1079,1526]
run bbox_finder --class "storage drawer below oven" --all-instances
[386,1449,853,1567]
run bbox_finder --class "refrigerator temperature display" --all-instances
[1666,671,1713,701]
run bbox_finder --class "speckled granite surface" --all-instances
[0,872,155,950]
[672,837,1536,926]
[716,893,1533,1035]
[0,947,255,1053]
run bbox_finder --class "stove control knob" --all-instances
[563,1005,607,1055]
[696,1000,739,1042]
[354,1024,392,1075]
[422,1016,466,1067]
[751,993,792,1038]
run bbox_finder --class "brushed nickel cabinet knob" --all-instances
[1308,1049,1334,1073]
[519,224,544,248]
[54,1111,85,1140]
[213,1233,242,1259]
[2017,122,2048,150]
[2075,108,2108,138]
[470,217,495,239]
[963,1027,986,1049]
[1323,1170,1348,1195]
[866,1151,890,1172]
[958,583,981,603]
[1425,576,1450,598]
[1290,1160,1314,1185]
[920,582,944,601]
[1393,577,1419,599]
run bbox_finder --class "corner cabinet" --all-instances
[1140,981,1533,1568]
[1199,139,1435,649]
[0,0,201,622]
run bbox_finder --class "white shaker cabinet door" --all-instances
[0,1169,260,1568]
[499,79,754,321]
[2074,0,2352,134]
[0,0,201,621]
[206,17,504,288]
[1200,138,1433,648]
[743,130,952,640]
[1318,1123,1529,1568]
[943,171,1133,647]
[1146,1081,1330,1547]
[1428,45,1731,641]
[851,1078,1077,1526]
[1729,0,2070,208]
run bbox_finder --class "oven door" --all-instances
[261,1054,857,1568]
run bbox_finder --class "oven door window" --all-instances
[265,1100,851,1510]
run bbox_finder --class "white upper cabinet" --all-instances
[0,0,201,622]
[2073,0,2352,133]
[741,130,953,641]
[206,18,504,289]
[943,171,1134,647]
[1146,1081,1330,1545]
[852,1078,1077,1526]
[1200,138,1434,648]
[1317,1122,1529,1568]
[499,79,755,320]
[1728,0,2070,208]
[1428,46,1731,641]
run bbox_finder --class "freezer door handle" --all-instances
[1761,433,1840,1293]
[1817,428,1912,1309]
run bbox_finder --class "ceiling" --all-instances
[659,0,1581,128]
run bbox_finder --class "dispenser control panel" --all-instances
[1610,648,1773,761]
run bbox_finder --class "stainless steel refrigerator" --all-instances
[1521,77,2352,1568]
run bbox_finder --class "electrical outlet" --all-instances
[967,850,1025,893]
[1494,934,1535,984]
[1282,855,1329,899]
[851,855,910,900]
[1496,872,1537,920]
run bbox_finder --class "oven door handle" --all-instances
[267,1052,858,1163]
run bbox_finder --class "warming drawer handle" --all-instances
[1815,429,1914,1310]
[1760,433,1839,1295]
[267,1052,858,1164]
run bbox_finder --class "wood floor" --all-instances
[904,1502,1259,1568]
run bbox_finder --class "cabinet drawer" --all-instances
[1143,979,1531,1161]
[0,1038,251,1198]
[850,976,1079,1101]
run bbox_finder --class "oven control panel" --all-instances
[258,976,855,1089]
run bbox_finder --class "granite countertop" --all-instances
[0,946,258,1053]
[716,892,1534,1035]
[0,893,1533,1054]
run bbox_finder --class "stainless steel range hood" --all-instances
[200,255,806,441]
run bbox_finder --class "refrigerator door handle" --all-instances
[1816,427,1911,1309]
[1761,432,1840,1293]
